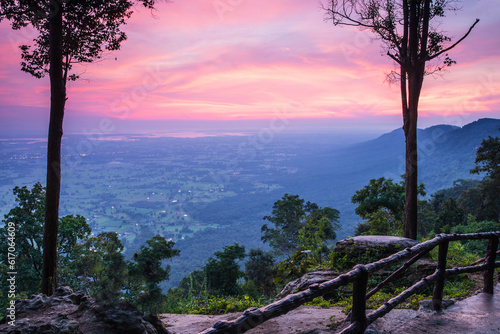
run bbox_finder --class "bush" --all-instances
[452,216,500,256]
[165,294,262,315]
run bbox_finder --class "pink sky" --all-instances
[0,0,499,135]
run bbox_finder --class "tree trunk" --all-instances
[403,57,425,240]
[41,0,65,296]
[403,108,418,240]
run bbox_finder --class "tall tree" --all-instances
[0,0,157,295]
[324,0,479,239]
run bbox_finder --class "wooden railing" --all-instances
[199,232,500,334]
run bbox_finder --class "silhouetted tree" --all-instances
[324,0,479,239]
[0,0,157,295]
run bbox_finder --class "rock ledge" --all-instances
[0,286,169,334]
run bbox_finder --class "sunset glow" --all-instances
[1,0,499,136]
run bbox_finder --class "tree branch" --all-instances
[387,51,401,65]
[429,18,480,60]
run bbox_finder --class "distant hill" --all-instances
[419,118,500,192]
[308,117,499,191]
[276,118,500,233]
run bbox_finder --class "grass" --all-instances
[166,294,263,315]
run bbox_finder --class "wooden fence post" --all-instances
[483,236,499,294]
[351,265,368,333]
[432,241,449,311]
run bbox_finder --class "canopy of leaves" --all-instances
[74,232,126,301]
[352,176,425,222]
[0,183,179,315]
[244,249,276,297]
[469,132,500,222]
[452,216,500,255]
[0,0,156,81]
[177,269,206,298]
[352,176,425,236]
[471,134,500,180]
[435,198,466,233]
[261,194,340,257]
[204,243,246,296]
[0,183,45,294]
[126,235,180,314]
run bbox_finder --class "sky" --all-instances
[0,0,499,137]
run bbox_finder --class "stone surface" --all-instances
[369,284,500,334]
[160,306,346,334]
[278,270,338,298]
[334,235,419,258]
[0,286,169,334]
[419,299,455,312]
[161,284,500,334]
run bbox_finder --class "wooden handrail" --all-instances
[366,249,428,299]
[199,232,500,334]
[470,249,500,266]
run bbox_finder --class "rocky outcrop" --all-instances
[0,286,170,334]
[334,235,419,258]
[278,270,338,298]
[334,235,435,279]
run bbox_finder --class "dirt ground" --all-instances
[160,284,500,334]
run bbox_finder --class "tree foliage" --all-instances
[0,183,91,295]
[75,232,126,301]
[469,132,500,222]
[435,198,466,233]
[352,176,425,236]
[1,0,156,82]
[204,243,246,296]
[413,136,500,237]
[126,235,180,314]
[471,134,500,179]
[177,269,207,299]
[452,216,500,256]
[244,249,276,297]
[261,194,340,257]
[0,183,45,294]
